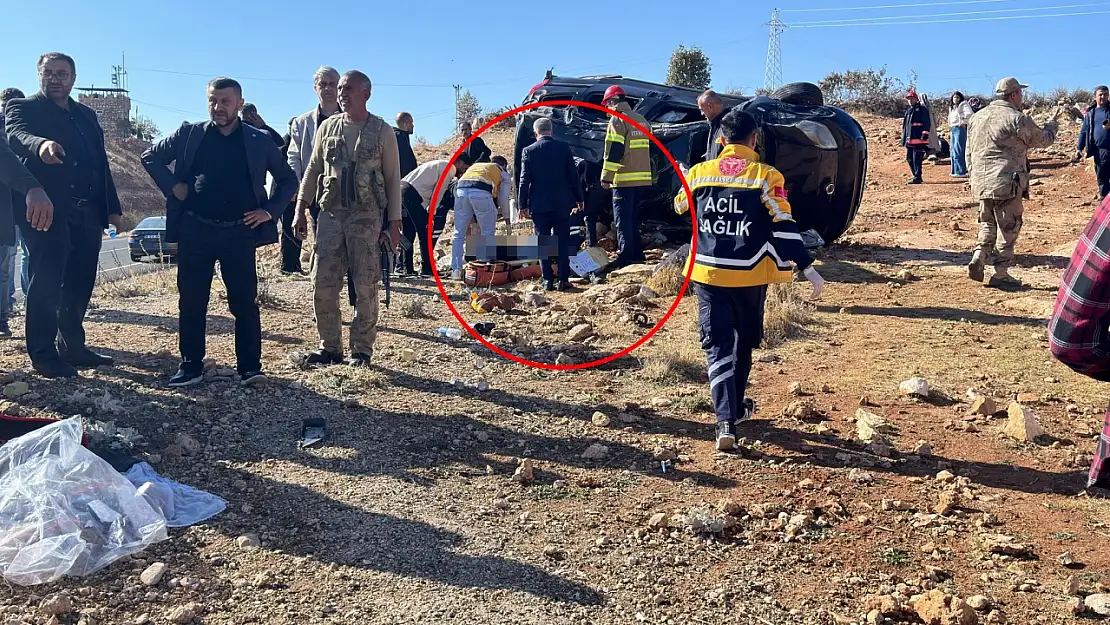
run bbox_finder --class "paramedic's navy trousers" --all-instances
[694,282,768,423]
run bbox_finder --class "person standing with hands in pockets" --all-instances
[674,109,825,452]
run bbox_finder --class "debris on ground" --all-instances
[899,377,931,398]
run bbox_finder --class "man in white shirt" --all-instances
[400,154,473,277]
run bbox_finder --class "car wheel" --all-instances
[771,82,824,106]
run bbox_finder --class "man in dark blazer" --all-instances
[141,77,297,388]
[518,117,583,291]
[0,111,52,339]
[4,52,124,378]
[394,111,418,275]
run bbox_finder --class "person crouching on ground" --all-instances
[674,109,825,452]
[450,155,509,280]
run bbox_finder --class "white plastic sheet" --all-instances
[0,416,168,585]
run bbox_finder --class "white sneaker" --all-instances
[450,270,462,281]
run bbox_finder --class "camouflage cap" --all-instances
[995,77,1028,96]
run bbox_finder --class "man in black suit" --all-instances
[4,52,124,378]
[140,77,297,388]
[518,117,583,291]
[394,111,418,275]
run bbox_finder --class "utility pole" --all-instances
[763,9,785,93]
[111,51,128,91]
[453,84,462,135]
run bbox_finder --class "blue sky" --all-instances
[0,0,1106,145]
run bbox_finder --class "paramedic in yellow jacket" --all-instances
[675,109,826,452]
[600,85,652,271]
[451,155,510,280]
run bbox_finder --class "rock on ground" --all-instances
[1003,403,1045,441]
[969,394,997,416]
[581,443,609,460]
[1086,593,1110,616]
[567,323,595,342]
[166,602,202,624]
[3,381,29,398]
[140,562,167,586]
[981,534,1034,557]
[910,589,978,625]
[856,409,895,443]
[39,594,72,616]
[966,595,991,611]
[512,459,534,485]
[899,377,930,398]
[236,534,261,549]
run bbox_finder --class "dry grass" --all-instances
[762,282,815,348]
[94,264,177,300]
[638,340,706,383]
[308,366,388,397]
[254,260,284,309]
[397,296,436,319]
[646,262,693,298]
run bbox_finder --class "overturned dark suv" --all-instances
[511,73,868,246]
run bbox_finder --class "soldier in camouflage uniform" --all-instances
[967,77,1058,288]
[294,70,402,366]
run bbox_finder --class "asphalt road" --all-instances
[95,234,167,281]
[13,234,166,298]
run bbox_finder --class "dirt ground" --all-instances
[2,113,1109,625]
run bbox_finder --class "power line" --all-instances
[791,8,1110,27]
[129,66,454,89]
[130,98,205,118]
[782,0,1017,12]
[790,1,1109,24]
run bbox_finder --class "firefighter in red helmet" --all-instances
[598,85,653,275]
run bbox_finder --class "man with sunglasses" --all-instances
[4,52,122,378]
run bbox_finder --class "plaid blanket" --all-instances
[1049,196,1110,487]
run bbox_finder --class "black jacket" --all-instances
[1079,104,1110,158]
[0,131,43,246]
[140,120,298,246]
[706,106,732,161]
[461,134,492,163]
[394,127,417,178]
[901,104,931,148]
[3,92,123,230]
[518,136,582,214]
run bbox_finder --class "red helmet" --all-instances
[602,85,626,104]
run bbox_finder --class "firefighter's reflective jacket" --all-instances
[601,101,653,188]
[674,143,813,287]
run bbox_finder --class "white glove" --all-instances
[803,266,825,300]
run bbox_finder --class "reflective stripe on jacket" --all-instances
[902,104,931,147]
[601,101,653,187]
[674,143,813,287]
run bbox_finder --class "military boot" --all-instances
[967,250,985,282]
[988,268,1022,289]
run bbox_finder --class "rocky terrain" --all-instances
[1,112,1108,625]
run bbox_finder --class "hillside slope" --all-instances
[105,139,166,229]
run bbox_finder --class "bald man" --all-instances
[697,90,731,161]
[394,111,417,178]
